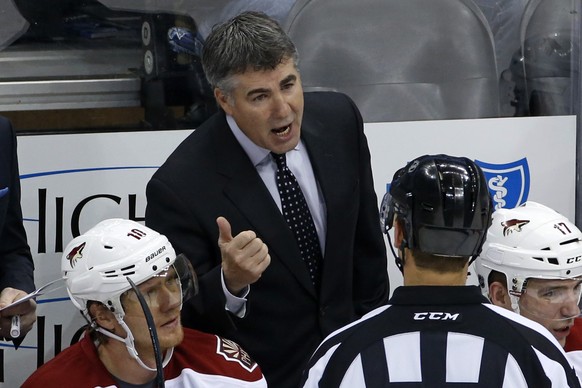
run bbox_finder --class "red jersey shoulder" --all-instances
[174,328,263,381]
[22,335,113,387]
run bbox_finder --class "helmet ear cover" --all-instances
[386,155,492,258]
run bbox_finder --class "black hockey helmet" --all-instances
[380,154,492,258]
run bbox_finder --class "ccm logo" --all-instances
[413,312,460,321]
[567,256,582,264]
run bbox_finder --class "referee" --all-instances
[301,154,581,387]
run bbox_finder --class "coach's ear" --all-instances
[489,282,512,310]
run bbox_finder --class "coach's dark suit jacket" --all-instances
[146,92,389,387]
[0,117,35,294]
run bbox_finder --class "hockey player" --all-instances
[23,219,267,387]
[475,201,582,348]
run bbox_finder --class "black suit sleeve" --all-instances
[0,118,35,293]
[146,174,235,333]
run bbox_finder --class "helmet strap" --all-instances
[95,318,174,372]
[507,276,527,315]
[386,231,404,273]
[398,239,408,272]
[509,294,522,315]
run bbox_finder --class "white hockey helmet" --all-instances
[62,218,182,320]
[62,218,197,372]
[476,201,582,303]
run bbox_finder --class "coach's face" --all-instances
[215,57,304,155]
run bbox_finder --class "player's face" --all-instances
[122,267,184,357]
[215,57,304,155]
[519,278,582,347]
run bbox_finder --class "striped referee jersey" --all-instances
[302,286,581,387]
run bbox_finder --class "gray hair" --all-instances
[202,11,299,94]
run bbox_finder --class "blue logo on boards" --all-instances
[475,158,530,210]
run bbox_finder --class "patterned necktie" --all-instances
[271,152,322,287]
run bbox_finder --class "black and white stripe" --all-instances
[302,286,581,387]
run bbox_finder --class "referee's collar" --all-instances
[389,285,489,305]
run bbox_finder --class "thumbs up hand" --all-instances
[217,216,271,294]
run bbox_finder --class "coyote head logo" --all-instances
[66,242,86,268]
[501,219,530,236]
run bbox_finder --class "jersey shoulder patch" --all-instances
[215,336,258,373]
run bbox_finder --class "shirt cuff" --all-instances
[221,269,249,318]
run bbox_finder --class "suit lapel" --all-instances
[301,115,338,257]
[211,119,317,297]
[301,118,341,212]
[301,110,358,297]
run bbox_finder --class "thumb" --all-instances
[0,288,20,310]
[217,216,233,246]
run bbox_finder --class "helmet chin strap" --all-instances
[397,239,408,273]
[508,276,526,315]
[385,230,406,274]
[95,319,174,372]
[508,294,522,315]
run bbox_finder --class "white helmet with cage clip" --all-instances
[475,201,582,313]
[61,218,197,371]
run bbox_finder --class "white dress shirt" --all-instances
[222,115,327,316]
